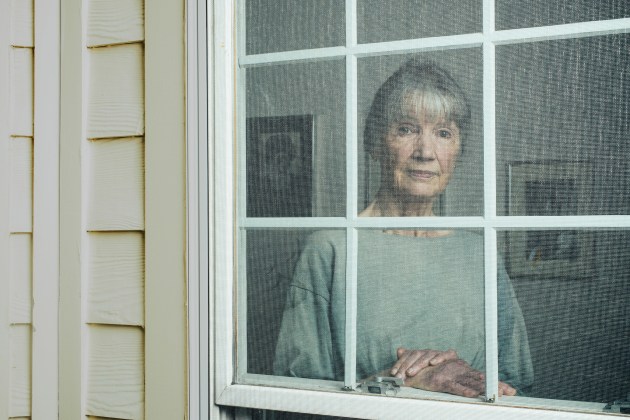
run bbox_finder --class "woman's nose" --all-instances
[411,133,435,160]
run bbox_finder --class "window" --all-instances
[209,1,630,418]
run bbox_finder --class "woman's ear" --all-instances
[369,140,384,162]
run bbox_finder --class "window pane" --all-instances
[358,51,483,216]
[246,60,346,217]
[496,35,630,216]
[245,0,345,55]
[496,0,630,30]
[502,230,630,402]
[356,229,495,395]
[357,230,533,396]
[248,229,346,381]
[358,0,482,44]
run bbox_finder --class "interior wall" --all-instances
[496,35,630,216]
[510,231,630,401]
[496,34,630,402]
[247,60,347,217]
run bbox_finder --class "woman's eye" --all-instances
[437,129,452,139]
[396,125,415,136]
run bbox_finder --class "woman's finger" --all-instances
[393,348,460,377]
[406,351,441,375]
[445,381,484,398]
[427,349,458,366]
[499,381,517,396]
[390,348,410,376]
[393,349,425,378]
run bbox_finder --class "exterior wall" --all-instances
[2,1,35,418]
[1,0,187,417]
[85,3,146,417]
[59,0,187,418]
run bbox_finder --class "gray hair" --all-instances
[364,60,471,158]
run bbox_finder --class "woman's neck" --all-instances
[359,190,452,237]
[361,190,436,217]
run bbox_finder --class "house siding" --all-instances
[2,0,187,417]
[2,1,34,418]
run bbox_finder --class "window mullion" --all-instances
[483,0,500,402]
[491,17,630,45]
[344,227,358,389]
[344,0,359,389]
[346,0,357,47]
[484,228,500,401]
[345,61,358,216]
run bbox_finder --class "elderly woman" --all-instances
[273,60,533,398]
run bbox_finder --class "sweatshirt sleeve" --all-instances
[498,261,535,394]
[273,232,344,381]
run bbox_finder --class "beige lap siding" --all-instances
[87,232,144,326]
[4,0,182,416]
[85,0,146,418]
[2,1,35,418]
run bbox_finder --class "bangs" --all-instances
[391,89,467,127]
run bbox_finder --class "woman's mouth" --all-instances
[407,169,437,180]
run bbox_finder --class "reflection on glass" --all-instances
[358,0,481,44]
[497,35,630,215]
[246,0,345,55]
[496,0,630,30]
[246,60,346,217]
[526,231,579,262]
[525,179,577,216]
[359,52,483,216]
[502,230,630,402]
[247,116,313,217]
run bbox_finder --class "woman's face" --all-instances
[379,94,461,201]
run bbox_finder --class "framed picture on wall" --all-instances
[506,161,595,278]
[246,115,314,217]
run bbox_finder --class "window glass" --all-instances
[358,50,483,216]
[356,229,490,395]
[247,229,346,381]
[246,0,345,55]
[246,229,312,376]
[357,0,482,44]
[501,230,630,402]
[496,34,630,216]
[496,0,630,30]
[234,0,630,416]
[246,60,346,217]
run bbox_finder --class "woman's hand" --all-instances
[403,358,517,398]
[390,347,458,381]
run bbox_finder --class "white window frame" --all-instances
[189,0,630,418]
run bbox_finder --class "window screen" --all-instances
[236,0,630,416]
[245,0,345,54]
[496,0,630,30]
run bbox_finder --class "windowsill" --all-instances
[236,374,612,417]
[498,395,607,414]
